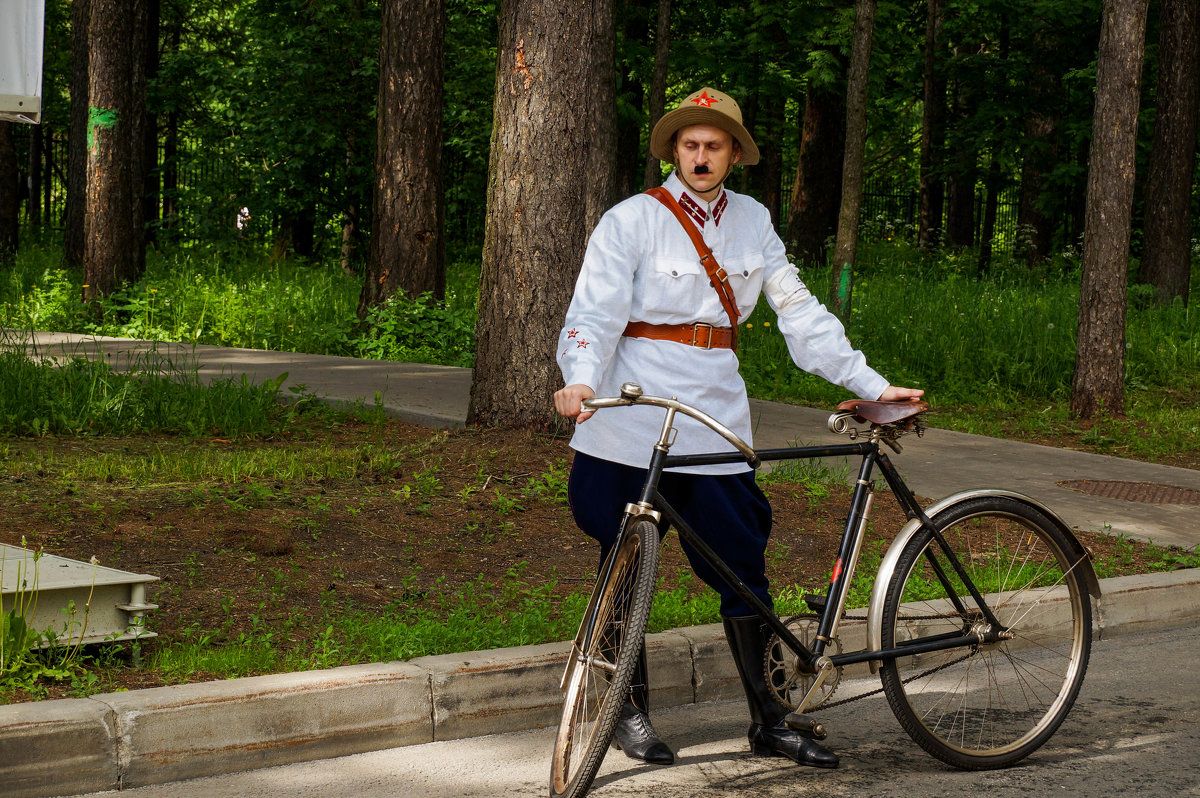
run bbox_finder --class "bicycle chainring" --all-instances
[764,615,843,711]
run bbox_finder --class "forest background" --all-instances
[0,0,1198,437]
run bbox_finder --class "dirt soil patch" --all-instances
[0,418,1186,703]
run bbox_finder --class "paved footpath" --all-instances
[15,330,1200,548]
[3,331,1199,798]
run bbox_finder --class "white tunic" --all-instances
[557,171,889,475]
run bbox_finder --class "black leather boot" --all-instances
[723,616,839,769]
[611,643,675,765]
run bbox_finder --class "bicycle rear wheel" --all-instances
[550,519,660,798]
[879,496,1092,769]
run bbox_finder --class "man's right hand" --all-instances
[554,384,597,422]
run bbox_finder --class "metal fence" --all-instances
[861,180,1021,252]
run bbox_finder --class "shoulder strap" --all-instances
[644,186,740,351]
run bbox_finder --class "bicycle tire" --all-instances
[550,518,660,798]
[879,495,1091,770]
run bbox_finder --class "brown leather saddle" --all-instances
[834,399,930,427]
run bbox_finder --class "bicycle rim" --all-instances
[550,519,660,798]
[880,496,1091,769]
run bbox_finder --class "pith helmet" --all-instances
[649,87,760,166]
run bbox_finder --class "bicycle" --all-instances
[550,382,1099,798]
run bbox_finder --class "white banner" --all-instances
[0,0,47,124]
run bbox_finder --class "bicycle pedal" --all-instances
[803,594,827,614]
[784,712,827,740]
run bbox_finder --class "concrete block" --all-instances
[679,623,742,703]
[91,661,431,788]
[645,629,695,709]
[413,639,573,742]
[0,697,118,798]
[1097,569,1200,638]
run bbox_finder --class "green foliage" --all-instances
[739,251,1200,407]
[355,291,476,368]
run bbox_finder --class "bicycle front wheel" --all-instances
[879,496,1092,769]
[550,519,660,798]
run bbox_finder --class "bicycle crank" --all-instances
[764,615,843,711]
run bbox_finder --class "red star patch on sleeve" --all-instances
[576,340,590,349]
[691,91,718,107]
[567,328,579,339]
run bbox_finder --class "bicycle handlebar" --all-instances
[582,383,761,468]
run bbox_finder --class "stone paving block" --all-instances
[92,661,431,788]
[1098,569,1200,638]
[645,629,695,709]
[413,640,574,742]
[0,697,118,798]
[679,623,741,704]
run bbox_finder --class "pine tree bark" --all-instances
[28,126,43,235]
[83,0,137,303]
[1017,25,1064,266]
[917,0,945,249]
[642,0,671,189]
[830,0,876,318]
[1137,0,1199,306]
[66,0,91,267]
[1071,0,1150,419]
[585,0,617,230]
[785,81,845,264]
[126,0,158,282]
[0,122,18,259]
[944,75,979,249]
[359,0,446,316]
[468,0,614,429]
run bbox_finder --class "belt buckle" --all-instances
[690,322,714,350]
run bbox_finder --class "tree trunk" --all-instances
[830,0,877,317]
[83,0,137,303]
[359,0,446,316]
[66,0,91,268]
[784,80,845,265]
[126,0,158,282]
[978,155,1002,275]
[613,0,645,200]
[28,126,43,236]
[751,97,785,228]
[468,0,613,429]
[1071,0,1150,419]
[0,123,18,259]
[585,0,617,230]
[1138,0,1199,306]
[642,0,671,189]
[340,130,360,275]
[917,0,946,249]
[1017,27,1064,266]
[944,75,978,249]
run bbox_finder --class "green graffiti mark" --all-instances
[837,263,852,303]
[87,107,119,149]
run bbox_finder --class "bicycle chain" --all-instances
[780,612,976,713]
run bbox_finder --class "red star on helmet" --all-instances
[691,91,718,107]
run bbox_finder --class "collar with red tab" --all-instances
[676,189,729,229]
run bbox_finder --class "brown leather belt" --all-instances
[623,321,735,350]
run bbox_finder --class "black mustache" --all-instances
[693,165,710,174]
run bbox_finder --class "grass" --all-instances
[1,234,1199,699]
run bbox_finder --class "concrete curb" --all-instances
[2,569,1198,797]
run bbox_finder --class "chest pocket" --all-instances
[642,256,715,315]
[722,253,767,315]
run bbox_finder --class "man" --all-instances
[553,87,922,769]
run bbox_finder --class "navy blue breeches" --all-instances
[567,451,773,617]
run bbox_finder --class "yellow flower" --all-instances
[745,323,753,329]
[763,321,771,328]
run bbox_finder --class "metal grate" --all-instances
[1057,480,1200,505]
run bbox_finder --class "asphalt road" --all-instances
[71,624,1200,798]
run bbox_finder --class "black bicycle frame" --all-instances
[634,439,1002,674]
